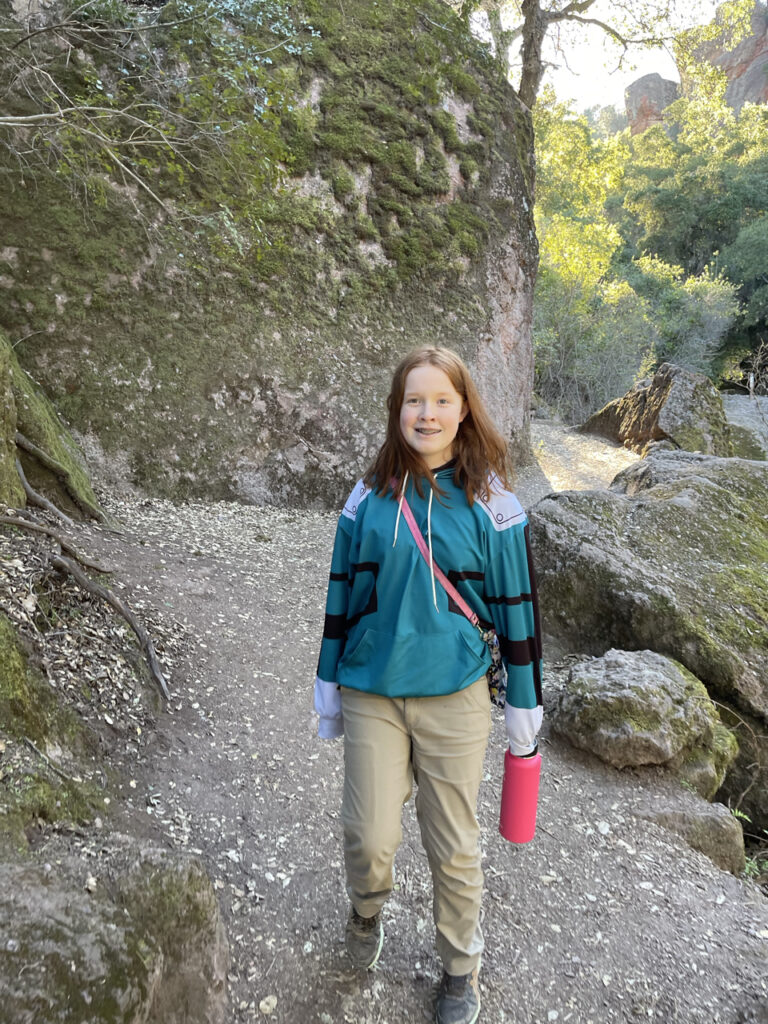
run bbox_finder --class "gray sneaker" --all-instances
[435,968,480,1024]
[345,908,383,970]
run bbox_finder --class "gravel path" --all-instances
[61,424,767,1024]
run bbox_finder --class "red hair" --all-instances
[364,346,511,504]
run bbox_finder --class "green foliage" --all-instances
[532,58,764,421]
[624,257,739,373]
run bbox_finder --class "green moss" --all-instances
[728,424,767,460]
[0,335,24,507]
[0,613,102,843]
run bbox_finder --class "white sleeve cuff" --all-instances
[505,704,543,756]
[314,677,343,739]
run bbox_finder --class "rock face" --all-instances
[1,836,229,1024]
[0,0,537,508]
[580,363,733,456]
[699,2,768,112]
[641,799,746,876]
[625,74,680,135]
[552,649,737,798]
[529,449,768,720]
[722,394,768,459]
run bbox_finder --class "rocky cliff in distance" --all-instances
[0,0,536,510]
[699,0,768,111]
[625,74,680,135]
[625,2,768,133]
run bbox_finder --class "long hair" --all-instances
[364,346,511,505]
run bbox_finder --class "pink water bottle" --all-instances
[499,747,541,844]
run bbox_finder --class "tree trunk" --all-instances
[519,0,549,110]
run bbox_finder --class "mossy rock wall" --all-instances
[0,612,101,852]
[0,0,536,508]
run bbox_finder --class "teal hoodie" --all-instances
[316,465,542,709]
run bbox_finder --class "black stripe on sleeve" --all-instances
[329,571,348,582]
[485,592,533,607]
[498,634,544,706]
[323,613,347,641]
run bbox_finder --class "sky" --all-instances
[481,0,727,112]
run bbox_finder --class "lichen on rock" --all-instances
[0,835,228,1024]
[552,648,737,798]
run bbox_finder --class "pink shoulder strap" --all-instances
[398,494,480,628]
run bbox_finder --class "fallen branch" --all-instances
[15,458,74,526]
[0,514,113,573]
[15,432,105,522]
[50,553,170,701]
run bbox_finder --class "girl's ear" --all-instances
[459,400,469,423]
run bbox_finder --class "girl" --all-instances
[314,346,543,1024]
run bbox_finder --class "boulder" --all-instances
[552,649,737,798]
[580,363,733,456]
[722,394,768,460]
[0,835,229,1024]
[624,73,680,135]
[528,449,768,724]
[640,799,746,876]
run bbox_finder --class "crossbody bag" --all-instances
[398,494,507,708]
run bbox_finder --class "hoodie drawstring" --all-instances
[392,469,409,548]
[427,487,438,613]
[392,470,439,614]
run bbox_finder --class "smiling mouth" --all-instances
[416,428,440,435]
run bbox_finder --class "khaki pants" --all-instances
[340,677,491,975]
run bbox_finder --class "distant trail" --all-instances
[517,419,639,508]
[78,422,767,1024]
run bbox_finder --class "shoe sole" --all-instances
[435,983,480,1024]
[436,1002,480,1024]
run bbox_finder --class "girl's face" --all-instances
[399,364,467,469]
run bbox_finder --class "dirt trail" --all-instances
[72,423,767,1024]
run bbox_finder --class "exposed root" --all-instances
[49,553,170,702]
[15,431,105,522]
[15,458,74,526]
[0,515,113,573]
